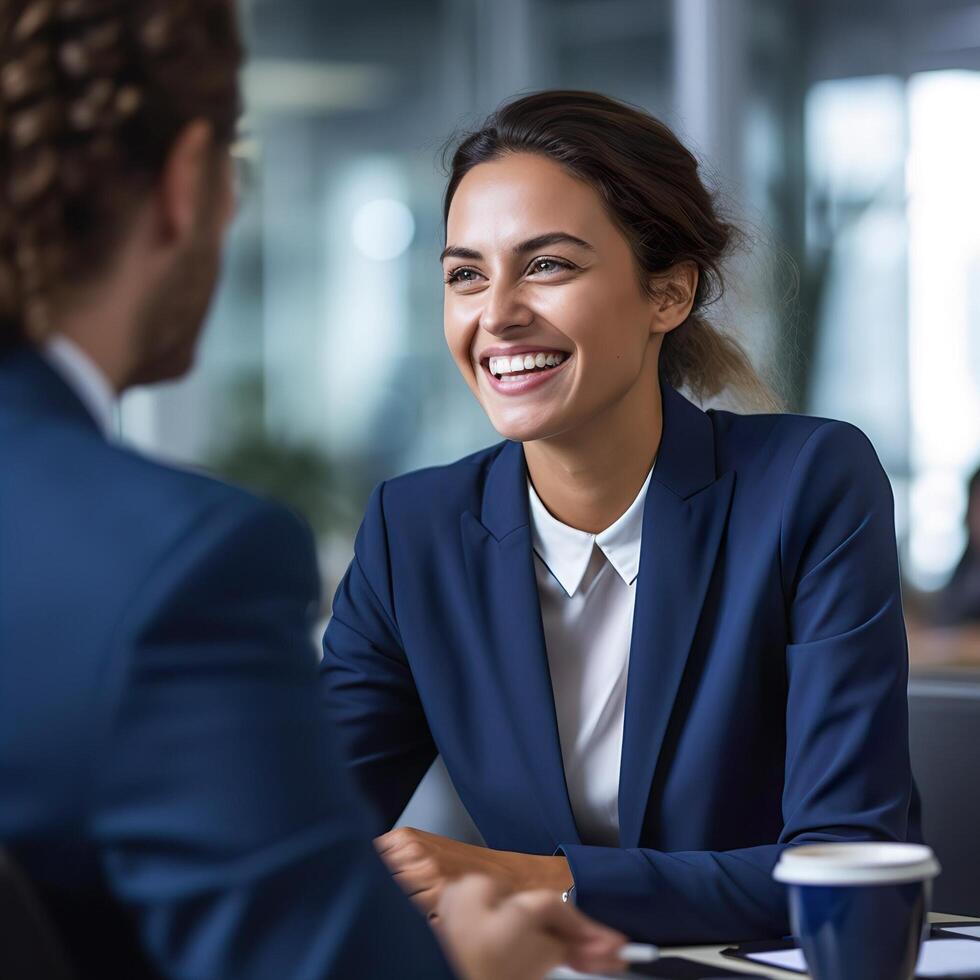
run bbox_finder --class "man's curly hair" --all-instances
[0,0,242,349]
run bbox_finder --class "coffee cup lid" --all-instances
[773,843,941,886]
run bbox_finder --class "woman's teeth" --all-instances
[488,352,568,379]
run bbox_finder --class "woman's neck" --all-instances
[523,364,663,534]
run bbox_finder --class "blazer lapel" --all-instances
[617,383,736,848]
[461,441,580,849]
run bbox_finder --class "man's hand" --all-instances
[434,875,626,980]
[375,827,572,913]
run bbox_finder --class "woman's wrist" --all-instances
[509,852,573,894]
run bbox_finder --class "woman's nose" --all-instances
[478,282,534,336]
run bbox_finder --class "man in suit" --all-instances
[0,2,625,977]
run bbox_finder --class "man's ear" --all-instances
[649,261,700,335]
[155,120,215,245]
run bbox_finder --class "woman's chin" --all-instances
[487,409,566,445]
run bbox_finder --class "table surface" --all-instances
[548,913,977,979]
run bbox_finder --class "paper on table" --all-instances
[941,926,980,940]
[745,948,807,971]
[746,938,980,977]
[919,940,980,975]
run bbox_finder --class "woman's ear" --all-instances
[155,120,216,246]
[649,261,699,335]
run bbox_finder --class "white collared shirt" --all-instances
[41,335,117,438]
[528,467,653,847]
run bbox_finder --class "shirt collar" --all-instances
[41,335,117,438]
[528,465,654,597]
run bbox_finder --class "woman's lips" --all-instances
[480,354,572,396]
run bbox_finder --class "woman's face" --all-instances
[443,152,670,444]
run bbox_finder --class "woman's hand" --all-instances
[375,827,573,913]
[433,875,626,980]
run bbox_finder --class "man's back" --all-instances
[0,346,454,978]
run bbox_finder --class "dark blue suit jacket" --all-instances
[0,347,453,979]
[321,380,919,945]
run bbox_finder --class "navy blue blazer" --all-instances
[0,347,453,980]
[321,380,919,945]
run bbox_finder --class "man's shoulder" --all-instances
[101,439,275,527]
[70,433,288,541]
[99,442,316,581]
[5,425,314,605]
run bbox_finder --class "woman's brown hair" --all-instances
[444,90,780,411]
[0,0,242,351]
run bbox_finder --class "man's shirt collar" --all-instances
[41,335,117,438]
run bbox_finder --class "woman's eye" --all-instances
[529,258,571,275]
[446,267,482,285]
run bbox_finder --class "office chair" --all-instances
[0,848,76,980]
[908,672,980,917]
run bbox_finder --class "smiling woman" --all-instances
[320,90,918,945]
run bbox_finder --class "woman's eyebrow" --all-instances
[440,232,594,263]
[514,232,595,255]
[440,245,482,262]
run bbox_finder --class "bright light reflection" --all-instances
[908,70,980,587]
[351,198,416,261]
[319,160,410,453]
[806,75,905,200]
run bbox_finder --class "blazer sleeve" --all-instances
[89,493,453,980]
[558,420,914,944]
[320,482,438,834]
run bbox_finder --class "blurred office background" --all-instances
[120,0,980,617]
